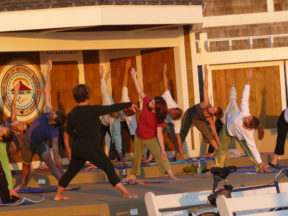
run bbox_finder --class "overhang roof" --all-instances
[0,0,202,11]
[0,0,203,33]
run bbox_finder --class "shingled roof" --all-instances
[0,0,203,12]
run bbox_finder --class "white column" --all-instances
[267,0,275,13]
[190,31,202,157]
[173,27,193,157]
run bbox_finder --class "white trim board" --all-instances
[196,47,288,66]
[0,5,202,32]
[0,30,180,52]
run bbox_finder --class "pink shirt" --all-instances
[136,96,164,139]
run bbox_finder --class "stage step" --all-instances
[12,154,272,187]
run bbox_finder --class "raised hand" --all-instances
[130,104,140,113]
[130,68,137,79]
[46,59,52,72]
[247,69,253,81]
[163,63,167,74]
[14,81,20,93]
[125,59,131,70]
[99,65,105,78]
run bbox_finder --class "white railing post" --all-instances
[199,32,208,53]
[268,35,274,48]
[267,0,275,12]
[248,37,253,49]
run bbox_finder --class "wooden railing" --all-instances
[197,34,288,53]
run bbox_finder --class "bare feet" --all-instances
[85,164,98,170]
[126,174,136,184]
[202,153,214,158]
[176,153,188,160]
[169,176,179,181]
[259,163,272,173]
[123,192,138,199]
[54,195,70,201]
[142,153,153,164]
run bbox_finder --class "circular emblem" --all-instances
[0,59,44,122]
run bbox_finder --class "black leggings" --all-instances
[59,139,120,188]
[274,111,288,155]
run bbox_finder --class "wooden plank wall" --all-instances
[141,48,177,151]
[204,0,267,16]
[83,50,102,105]
[274,0,288,11]
[212,66,282,129]
[50,61,78,114]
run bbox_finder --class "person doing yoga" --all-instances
[54,83,139,200]
[180,65,223,156]
[213,70,268,172]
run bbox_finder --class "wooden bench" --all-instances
[144,182,288,216]
[217,192,288,216]
[144,190,214,216]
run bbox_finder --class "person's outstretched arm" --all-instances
[44,59,53,112]
[240,70,252,115]
[131,68,146,99]
[201,64,210,107]
[11,82,20,123]
[162,63,169,91]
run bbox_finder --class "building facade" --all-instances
[1,0,288,164]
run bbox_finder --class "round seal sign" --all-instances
[0,59,44,122]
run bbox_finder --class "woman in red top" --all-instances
[126,68,177,182]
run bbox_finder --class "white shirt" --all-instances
[120,87,137,135]
[227,85,262,164]
[162,90,181,133]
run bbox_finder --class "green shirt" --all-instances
[0,141,13,189]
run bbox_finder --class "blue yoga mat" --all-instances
[0,196,45,206]
[18,186,80,193]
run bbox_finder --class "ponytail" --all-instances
[258,125,264,140]
[248,116,264,140]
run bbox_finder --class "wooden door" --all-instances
[212,66,282,128]
[50,61,79,114]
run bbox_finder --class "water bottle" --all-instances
[122,169,127,183]
[197,159,202,174]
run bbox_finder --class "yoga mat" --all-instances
[0,196,45,206]
[18,186,80,193]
